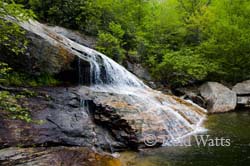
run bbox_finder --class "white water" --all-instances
[21,20,207,146]
[70,41,147,88]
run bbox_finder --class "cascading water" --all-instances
[20,20,207,146]
[72,43,146,88]
[71,32,207,145]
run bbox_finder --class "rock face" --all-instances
[0,147,120,166]
[200,82,237,113]
[0,20,94,76]
[80,86,207,148]
[50,26,96,48]
[0,86,207,152]
[0,87,125,151]
[0,87,128,165]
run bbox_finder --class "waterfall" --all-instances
[20,20,207,146]
[73,43,146,88]
[71,40,207,145]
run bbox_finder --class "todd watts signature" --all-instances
[143,134,231,147]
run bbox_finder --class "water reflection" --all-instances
[120,111,250,166]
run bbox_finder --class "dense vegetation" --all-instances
[2,0,250,87]
[0,0,41,122]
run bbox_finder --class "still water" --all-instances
[120,111,250,166]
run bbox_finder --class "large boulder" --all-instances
[199,82,237,113]
[232,80,250,107]
[232,80,250,95]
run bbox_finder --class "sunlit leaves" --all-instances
[0,0,34,54]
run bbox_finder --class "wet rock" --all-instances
[68,98,80,108]
[79,86,207,148]
[0,147,121,166]
[200,82,237,113]
[0,85,207,151]
[0,87,125,151]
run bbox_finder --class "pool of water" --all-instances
[120,110,250,166]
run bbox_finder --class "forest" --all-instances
[1,0,250,87]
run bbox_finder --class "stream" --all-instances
[120,110,250,166]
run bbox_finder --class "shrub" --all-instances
[0,91,31,122]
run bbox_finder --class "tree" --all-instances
[96,22,125,63]
[199,0,250,82]
[0,0,34,54]
[0,0,34,83]
[26,0,101,35]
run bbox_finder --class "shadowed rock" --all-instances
[233,80,250,107]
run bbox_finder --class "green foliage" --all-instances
[0,59,59,87]
[149,48,218,86]
[0,91,31,122]
[198,0,250,83]
[2,72,60,87]
[96,22,125,63]
[0,0,35,54]
[26,0,101,35]
[11,0,250,86]
[0,62,11,83]
[108,22,125,39]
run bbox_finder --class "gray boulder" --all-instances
[232,80,250,107]
[200,82,237,113]
[233,80,250,95]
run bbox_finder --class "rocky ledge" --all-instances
[0,87,125,151]
[79,86,206,148]
[0,85,207,165]
[0,87,125,165]
[0,147,120,166]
